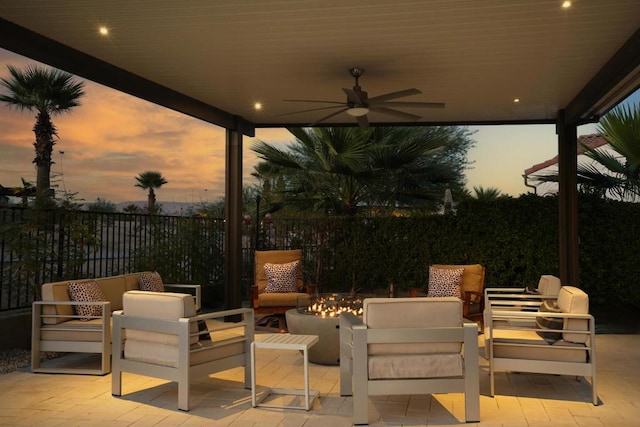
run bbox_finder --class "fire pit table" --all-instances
[285,294,365,365]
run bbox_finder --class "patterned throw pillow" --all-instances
[535,300,564,343]
[67,281,107,321]
[264,260,300,293]
[427,266,464,297]
[139,271,164,292]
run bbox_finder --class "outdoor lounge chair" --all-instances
[340,297,480,424]
[485,274,561,311]
[251,249,312,331]
[410,263,486,323]
[484,285,597,405]
[111,291,254,411]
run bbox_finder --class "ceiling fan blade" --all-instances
[367,88,421,103]
[377,101,445,109]
[343,88,363,104]
[369,106,421,121]
[277,105,346,117]
[357,115,369,128]
[284,99,346,105]
[310,107,349,125]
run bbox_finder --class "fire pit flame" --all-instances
[299,294,364,317]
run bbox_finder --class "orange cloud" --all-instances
[0,48,296,205]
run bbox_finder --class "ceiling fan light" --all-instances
[347,107,369,117]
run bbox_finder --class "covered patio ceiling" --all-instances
[1,1,639,133]
[1,1,639,307]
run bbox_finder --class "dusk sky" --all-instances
[0,47,620,206]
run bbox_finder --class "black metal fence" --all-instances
[0,208,327,311]
[0,208,230,311]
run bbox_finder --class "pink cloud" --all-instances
[0,48,295,205]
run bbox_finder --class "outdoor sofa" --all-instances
[31,271,200,375]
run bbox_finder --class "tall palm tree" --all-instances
[534,103,640,201]
[135,171,168,213]
[251,126,473,215]
[0,65,85,206]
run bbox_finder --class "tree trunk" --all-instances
[33,111,56,207]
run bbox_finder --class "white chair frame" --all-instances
[340,312,480,424]
[112,307,254,411]
[485,307,597,405]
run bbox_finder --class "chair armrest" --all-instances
[251,285,259,308]
[164,284,201,311]
[408,287,426,297]
[32,300,111,321]
[462,290,483,316]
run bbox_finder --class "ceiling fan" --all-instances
[281,67,445,128]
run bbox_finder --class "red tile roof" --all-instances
[523,134,608,176]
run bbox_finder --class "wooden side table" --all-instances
[251,333,319,410]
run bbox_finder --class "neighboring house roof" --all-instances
[523,134,608,177]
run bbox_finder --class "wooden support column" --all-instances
[224,128,243,310]
[556,110,579,286]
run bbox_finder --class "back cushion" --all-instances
[364,297,462,355]
[41,282,74,324]
[538,275,561,297]
[433,264,484,295]
[556,286,590,344]
[254,250,303,293]
[124,273,142,291]
[123,290,198,346]
[97,276,127,311]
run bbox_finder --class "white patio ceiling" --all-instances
[1,0,639,133]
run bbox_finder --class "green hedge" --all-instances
[310,194,640,310]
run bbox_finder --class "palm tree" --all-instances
[471,186,505,201]
[135,171,168,213]
[251,126,474,215]
[0,65,85,206]
[534,103,640,201]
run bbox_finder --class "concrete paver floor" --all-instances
[1,334,638,426]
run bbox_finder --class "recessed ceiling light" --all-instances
[253,102,263,111]
[98,26,109,36]
[513,98,520,103]
[562,1,571,9]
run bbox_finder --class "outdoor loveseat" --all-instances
[31,271,200,375]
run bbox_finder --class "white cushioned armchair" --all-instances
[111,291,254,411]
[484,285,597,405]
[340,297,480,424]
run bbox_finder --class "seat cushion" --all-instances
[369,353,463,379]
[490,328,587,363]
[258,292,310,307]
[124,338,245,368]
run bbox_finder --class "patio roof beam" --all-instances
[564,28,640,125]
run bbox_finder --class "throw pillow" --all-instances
[264,260,300,293]
[139,271,164,292]
[535,300,564,343]
[427,266,464,297]
[67,280,107,321]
